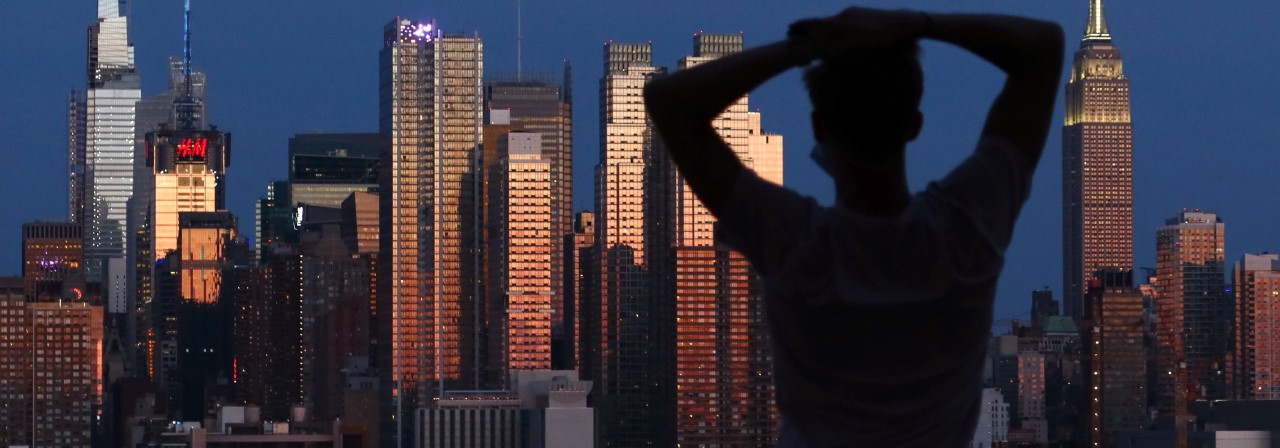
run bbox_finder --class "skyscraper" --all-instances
[84,0,141,282]
[1232,253,1280,399]
[591,41,662,447]
[1155,210,1228,412]
[1084,269,1146,446]
[485,67,573,367]
[0,278,104,448]
[1063,0,1134,318]
[654,33,781,447]
[378,18,484,447]
[486,132,555,387]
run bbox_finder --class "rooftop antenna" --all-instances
[183,0,192,97]
[516,0,523,81]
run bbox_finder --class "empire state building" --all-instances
[1063,0,1134,317]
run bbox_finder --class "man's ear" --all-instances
[905,111,924,142]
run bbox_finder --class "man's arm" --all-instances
[922,13,1065,165]
[643,41,808,219]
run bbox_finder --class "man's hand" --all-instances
[788,7,926,60]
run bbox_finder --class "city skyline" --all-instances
[4,0,1280,446]
[4,1,1280,323]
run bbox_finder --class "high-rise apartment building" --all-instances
[1063,0,1134,318]
[1084,270,1147,446]
[0,277,104,448]
[653,33,782,448]
[1232,253,1280,399]
[22,221,85,300]
[591,41,662,447]
[84,0,141,282]
[486,132,555,387]
[378,18,484,447]
[485,68,574,369]
[1156,210,1228,412]
[288,133,383,207]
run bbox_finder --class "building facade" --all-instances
[1085,270,1147,446]
[486,133,554,387]
[1156,211,1228,412]
[591,41,662,447]
[1233,253,1280,399]
[378,19,484,447]
[0,278,104,448]
[485,69,574,355]
[84,0,141,282]
[1063,0,1134,318]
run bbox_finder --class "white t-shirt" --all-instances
[719,138,1034,448]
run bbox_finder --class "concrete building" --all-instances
[970,388,1010,448]
[378,18,485,447]
[1063,0,1135,318]
[1157,210,1229,411]
[0,277,104,448]
[413,370,593,448]
[1233,253,1280,399]
[486,132,554,387]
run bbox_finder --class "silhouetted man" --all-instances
[644,7,1064,447]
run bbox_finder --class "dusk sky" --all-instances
[2,0,1279,322]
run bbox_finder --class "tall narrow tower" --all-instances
[378,18,484,448]
[1063,0,1134,318]
[591,42,661,447]
[84,0,142,282]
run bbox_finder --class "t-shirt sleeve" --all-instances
[927,137,1036,251]
[718,170,819,277]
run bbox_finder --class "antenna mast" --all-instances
[516,0,523,80]
[183,0,192,97]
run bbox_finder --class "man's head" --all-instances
[805,40,924,166]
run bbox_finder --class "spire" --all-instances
[1084,0,1111,42]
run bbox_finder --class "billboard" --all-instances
[145,129,231,171]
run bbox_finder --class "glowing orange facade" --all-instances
[377,18,484,447]
[591,41,662,446]
[487,132,554,387]
[177,212,236,304]
[665,33,781,447]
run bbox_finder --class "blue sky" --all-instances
[2,0,1279,322]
